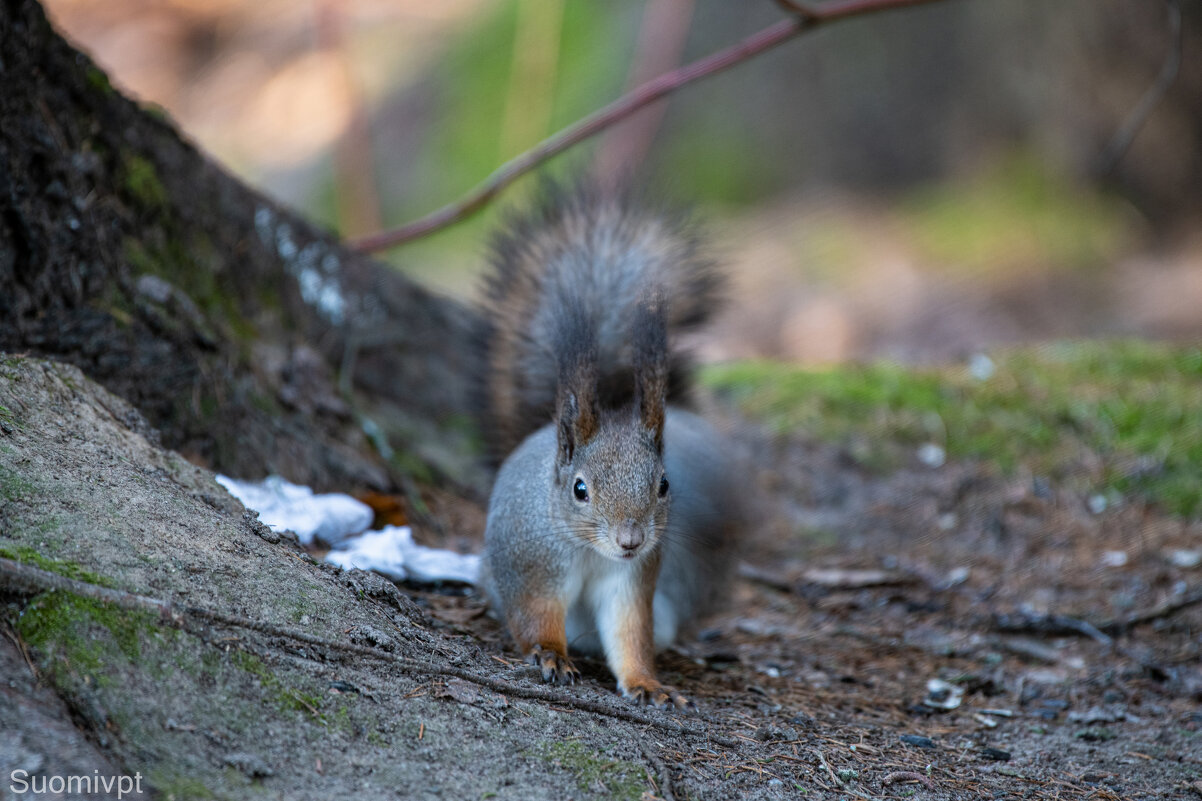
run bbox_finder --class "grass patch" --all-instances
[703,340,1202,518]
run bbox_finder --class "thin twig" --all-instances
[1100,584,1202,635]
[1098,0,1182,174]
[882,770,936,790]
[991,585,1202,641]
[991,611,1113,646]
[813,748,875,800]
[351,0,953,252]
[3,622,40,680]
[0,557,738,747]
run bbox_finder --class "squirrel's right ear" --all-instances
[556,389,598,467]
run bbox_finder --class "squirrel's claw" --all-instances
[528,644,580,685]
[624,682,697,713]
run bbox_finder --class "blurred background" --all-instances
[44,0,1202,366]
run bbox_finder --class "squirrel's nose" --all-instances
[615,522,644,552]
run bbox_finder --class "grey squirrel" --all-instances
[475,184,744,711]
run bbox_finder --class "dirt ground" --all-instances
[411,416,1202,800]
[3,355,1201,800]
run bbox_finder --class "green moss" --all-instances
[0,466,37,502]
[85,65,113,95]
[0,545,119,588]
[146,770,217,801]
[122,154,169,212]
[141,102,171,122]
[532,740,645,801]
[704,341,1202,518]
[233,651,325,719]
[123,233,255,352]
[0,404,16,427]
[16,591,155,689]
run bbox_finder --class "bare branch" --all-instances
[352,0,955,253]
[1098,0,1182,174]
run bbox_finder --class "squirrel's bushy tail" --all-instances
[474,181,721,461]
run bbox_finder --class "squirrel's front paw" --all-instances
[623,681,696,713]
[527,644,580,685]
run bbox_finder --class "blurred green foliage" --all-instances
[704,341,1202,518]
[900,153,1138,274]
[374,0,637,290]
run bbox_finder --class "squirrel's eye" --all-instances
[658,475,669,497]
[573,478,589,502]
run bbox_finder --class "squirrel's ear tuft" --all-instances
[554,296,600,467]
[557,389,598,468]
[634,287,668,453]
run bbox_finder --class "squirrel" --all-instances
[475,183,745,711]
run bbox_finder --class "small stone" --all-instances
[348,625,395,651]
[223,752,274,778]
[981,747,1011,762]
[923,678,964,710]
[900,734,936,749]
[917,443,946,468]
[968,353,995,380]
[1068,705,1125,724]
[1169,549,1202,569]
[789,713,816,729]
[754,726,778,742]
[1075,727,1117,742]
[242,511,280,544]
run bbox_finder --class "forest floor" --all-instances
[411,342,1202,800]
[2,349,1201,800]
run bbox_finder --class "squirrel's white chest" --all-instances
[563,552,677,655]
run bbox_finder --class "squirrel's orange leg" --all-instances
[506,597,580,685]
[603,567,695,712]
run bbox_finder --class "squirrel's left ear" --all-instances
[557,387,598,467]
[634,288,668,453]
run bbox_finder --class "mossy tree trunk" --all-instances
[0,0,480,491]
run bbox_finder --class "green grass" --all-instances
[703,340,1202,518]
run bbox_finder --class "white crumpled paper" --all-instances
[217,475,479,584]
[325,525,480,585]
[216,474,372,548]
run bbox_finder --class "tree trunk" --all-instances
[0,0,480,492]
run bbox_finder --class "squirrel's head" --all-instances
[553,406,669,563]
[551,284,670,561]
